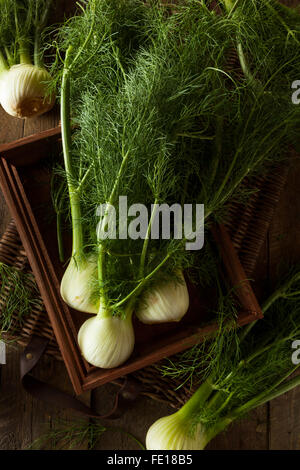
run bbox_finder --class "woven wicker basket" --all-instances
[0,164,288,408]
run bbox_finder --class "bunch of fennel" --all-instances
[53,0,300,369]
[0,0,55,118]
[55,0,236,368]
[146,269,300,450]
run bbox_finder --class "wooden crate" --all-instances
[0,128,262,395]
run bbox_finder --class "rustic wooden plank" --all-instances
[23,109,59,139]
[0,346,27,449]
[0,108,24,145]
[206,233,270,450]
[269,384,300,450]
[207,408,269,450]
[0,343,91,449]
[29,352,91,449]
[267,157,300,450]
[91,383,173,450]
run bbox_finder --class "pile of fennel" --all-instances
[51,0,300,369]
[0,0,55,118]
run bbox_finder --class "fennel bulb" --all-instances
[146,411,208,450]
[78,314,135,368]
[136,272,189,324]
[146,381,216,450]
[60,256,99,314]
[0,64,55,118]
[0,0,56,119]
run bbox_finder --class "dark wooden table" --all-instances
[0,0,300,448]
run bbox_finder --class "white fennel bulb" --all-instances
[60,256,99,314]
[0,64,55,118]
[146,381,229,450]
[136,272,189,324]
[78,314,135,368]
[146,411,207,450]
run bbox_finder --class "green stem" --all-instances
[221,0,240,16]
[236,43,253,83]
[205,338,284,413]
[206,390,234,416]
[4,47,14,67]
[112,253,171,310]
[138,199,158,279]
[232,370,300,418]
[77,167,92,194]
[34,0,52,67]
[96,150,130,311]
[179,270,300,447]
[13,3,31,64]
[19,39,32,65]
[209,115,223,187]
[223,0,234,12]
[61,46,83,259]
[222,0,263,91]
[0,50,9,74]
[97,244,107,314]
[209,149,241,212]
[110,152,130,206]
[56,212,65,263]
[207,115,287,217]
[188,372,300,449]
[178,379,215,419]
[203,270,300,414]
[198,372,300,449]
[264,0,300,45]
[34,33,43,67]
[204,416,234,447]
[237,43,263,93]
[69,0,96,71]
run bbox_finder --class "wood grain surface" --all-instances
[0,0,299,450]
